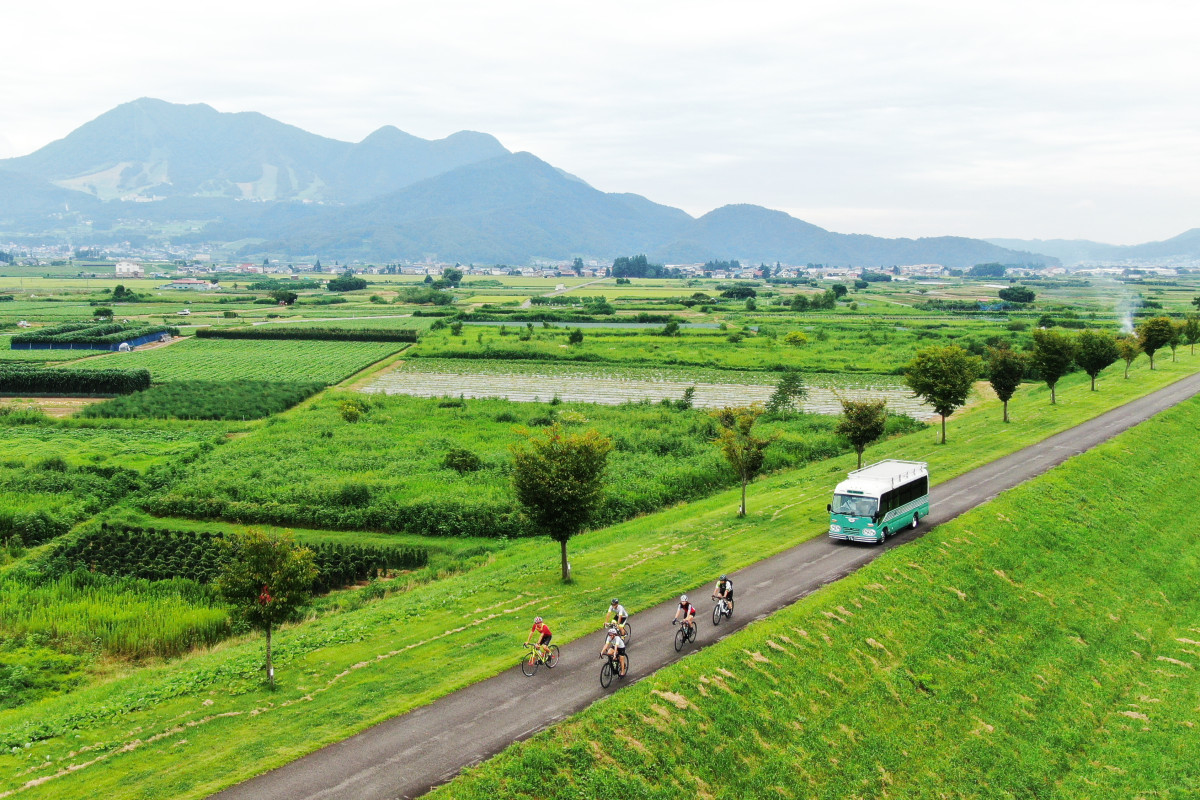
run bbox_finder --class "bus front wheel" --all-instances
[911,513,920,530]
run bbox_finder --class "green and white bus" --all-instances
[827,459,929,544]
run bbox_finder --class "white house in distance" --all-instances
[161,278,218,291]
[115,260,144,278]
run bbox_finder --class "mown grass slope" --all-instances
[432,395,1200,799]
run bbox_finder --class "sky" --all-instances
[3,0,1198,245]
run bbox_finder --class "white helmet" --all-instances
[680,595,688,603]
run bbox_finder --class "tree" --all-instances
[1192,296,1200,310]
[967,263,1006,278]
[270,290,298,305]
[1116,335,1141,378]
[1168,321,1184,362]
[765,371,806,417]
[904,345,983,443]
[92,307,114,320]
[711,405,773,516]
[1030,328,1077,404]
[441,267,464,286]
[1137,316,1175,369]
[572,257,584,275]
[998,286,1036,304]
[1074,329,1120,391]
[510,425,613,582]
[567,328,584,345]
[327,271,367,292]
[987,346,1028,423]
[1183,315,1200,355]
[831,284,848,298]
[215,529,317,690]
[835,399,888,469]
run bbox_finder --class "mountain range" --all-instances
[0,98,1189,267]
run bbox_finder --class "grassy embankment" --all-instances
[433,393,1200,800]
[0,354,1196,798]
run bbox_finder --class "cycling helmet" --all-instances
[719,575,727,581]
[610,598,619,605]
[534,616,543,624]
[680,594,688,603]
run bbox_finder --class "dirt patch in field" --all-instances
[0,397,106,417]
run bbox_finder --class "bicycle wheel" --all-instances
[687,623,697,643]
[674,627,686,652]
[600,660,614,688]
[546,645,560,668]
[520,652,538,677]
[621,621,631,643]
[712,602,722,626]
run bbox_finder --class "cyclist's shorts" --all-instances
[539,633,552,646]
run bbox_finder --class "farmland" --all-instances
[0,266,1199,799]
[65,337,406,383]
[364,359,932,416]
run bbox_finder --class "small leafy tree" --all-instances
[1138,316,1175,369]
[987,346,1028,423]
[711,405,773,516]
[1183,315,1200,355]
[765,371,806,417]
[1074,329,1120,391]
[510,425,613,582]
[1030,328,1077,404]
[92,307,114,320]
[1168,321,1184,362]
[215,529,317,690]
[567,328,584,345]
[998,286,1036,304]
[904,345,983,443]
[441,267,464,286]
[835,398,888,469]
[1116,335,1141,378]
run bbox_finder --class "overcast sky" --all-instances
[3,0,1197,245]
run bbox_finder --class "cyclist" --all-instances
[600,625,627,676]
[604,598,630,636]
[526,616,552,662]
[712,574,733,609]
[672,595,697,632]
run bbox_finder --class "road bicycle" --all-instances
[673,618,697,652]
[712,594,734,626]
[604,619,632,643]
[599,650,628,688]
[520,642,560,677]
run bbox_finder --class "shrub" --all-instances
[442,448,483,473]
[196,327,417,343]
[0,366,151,395]
[784,331,808,346]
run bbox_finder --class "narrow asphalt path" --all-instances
[213,369,1200,800]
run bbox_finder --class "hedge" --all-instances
[11,322,178,347]
[195,326,418,343]
[0,366,151,395]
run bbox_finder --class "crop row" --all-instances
[0,365,151,395]
[11,322,177,347]
[81,380,326,420]
[44,524,430,593]
[196,326,418,343]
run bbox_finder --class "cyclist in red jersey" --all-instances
[526,616,552,661]
[672,595,696,631]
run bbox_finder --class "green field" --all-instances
[432,393,1200,800]
[1,353,1196,799]
[65,338,405,383]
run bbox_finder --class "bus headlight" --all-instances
[829,524,842,533]
[864,529,876,537]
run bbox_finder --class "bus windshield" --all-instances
[832,494,878,518]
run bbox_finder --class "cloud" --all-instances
[2,0,1199,244]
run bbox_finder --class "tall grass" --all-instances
[0,571,229,659]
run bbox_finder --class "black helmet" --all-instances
[719,575,727,581]
[610,598,619,605]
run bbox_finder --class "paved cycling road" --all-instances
[212,370,1200,800]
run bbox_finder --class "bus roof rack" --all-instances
[844,459,928,490]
